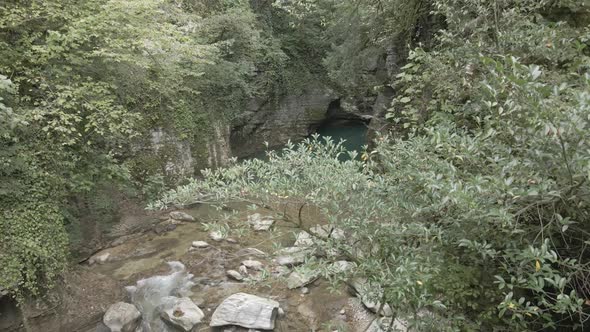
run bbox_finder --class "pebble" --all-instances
[209,231,224,242]
[89,252,110,265]
[241,259,264,271]
[239,265,249,275]
[191,241,210,248]
[169,211,196,222]
[301,287,310,295]
[226,270,244,281]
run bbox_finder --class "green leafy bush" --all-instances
[156,1,590,330]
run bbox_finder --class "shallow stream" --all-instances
[2,123,376,332]
[80,204,376,331]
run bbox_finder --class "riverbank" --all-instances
[2,204,386,331]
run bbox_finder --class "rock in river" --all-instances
[209,231,225,242]
[191,241,210,248]
[169,211,195,222]
[210,293,281,330]
[226,270,244,281]
[241,259,264,271]
[89,252,111,265]
[248,213,275,231]
[287,270,319,289]
[158,296,204,331]
[294,231,314,247]
[275,247,310,267]
[103,302,141,332]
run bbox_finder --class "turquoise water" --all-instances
[316,121,368,154]
[245,120,368,161]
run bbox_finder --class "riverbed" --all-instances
[4,204,379,332]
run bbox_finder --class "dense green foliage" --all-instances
[0,0,311,299]
[156,0,590,330]
[3,0,590,329]
[383,0,590,328]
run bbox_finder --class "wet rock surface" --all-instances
[247,213,275,231]
[226,270,244,281]
[230,85,337,158]
[241,259,264,271]
[89,252,111,265]
[103,302,141,332]
[158,296,205,331]
[287,270,319,289]
[192,240,210,248]
[210,293,280,330]
[169,211,196,222]
[8,205,387,332]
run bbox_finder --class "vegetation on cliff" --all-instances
[0,0,312,299]
[156,0,590,330]
[2,0,590,330]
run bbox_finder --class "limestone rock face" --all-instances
[147,123,231,182]
[157,297,204,331]
[231,85,337,158]
[210,293,281,330]
[149,128,195,179]
[103,302,141,332]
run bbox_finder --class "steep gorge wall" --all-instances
[230,84,337,158]
[146,122,231,180]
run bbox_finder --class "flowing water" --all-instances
[79,204,376,331]
[8,123,374,331]
[0,119,376,331]
[126,261,195,331]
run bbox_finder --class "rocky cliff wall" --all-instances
[230,85,337,158]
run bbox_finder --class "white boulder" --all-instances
[158,297,204,331]
[241,259,264,271]
[191,241,210,248]
[103,302,141,332]
[226,270,244,281]
[210,293,280,330]
[209,231,225,242]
